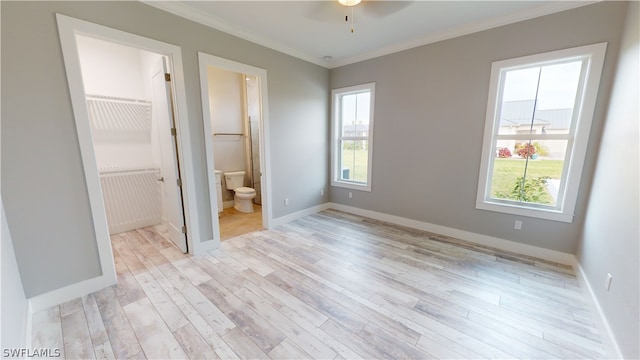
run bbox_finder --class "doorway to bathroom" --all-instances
[198,53,271,242]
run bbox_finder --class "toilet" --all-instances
[223,171,256,213]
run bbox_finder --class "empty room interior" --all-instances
[1,1,638,359]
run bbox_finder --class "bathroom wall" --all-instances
[76,35,158,171]
[207,66,248,203]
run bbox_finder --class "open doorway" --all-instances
[56,15,211,294]
[71,36,188,252]
[198,53,272,243]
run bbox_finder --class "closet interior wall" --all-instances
[77,35,164,234]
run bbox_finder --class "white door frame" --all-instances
[197,52,273,250]
[57,14,204,285]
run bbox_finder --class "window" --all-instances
[476,43,607,222]
[332,83,375,191]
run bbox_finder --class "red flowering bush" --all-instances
[516,143,536,159]
[497,147,512,158]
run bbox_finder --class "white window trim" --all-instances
[331,83,376,192]
[476,43,607,223]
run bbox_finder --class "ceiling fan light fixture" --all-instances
[338,0,361,7]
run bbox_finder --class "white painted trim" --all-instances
[475,42,608,223]
[25,302,33,349]
[197,52,274,252]
[143,1,326,68]
[476,202,574,223]
[56,14,201,295]
[321,203,623,356]
[331,83,375,192]
[239,199,621,356]
[327,203,575,265]
[572,260,624,359]
[143,1,595,69]
[271,203,331,228]
[194,236,220,255]
[56,14,117,290]
[269,200,572,264]
[329,2,597,68]
[27,274,116,313]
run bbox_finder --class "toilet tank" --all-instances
[224,171,245,190]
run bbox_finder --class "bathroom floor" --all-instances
[218,204,263,241]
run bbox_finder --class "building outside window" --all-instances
[476,43,607,222]
[331,83,375,192]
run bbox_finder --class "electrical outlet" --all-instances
[605,273,613,291]
[284,198,289,206]
[320,189,324,196]
[514,220,522,230]
[348,192,353,199]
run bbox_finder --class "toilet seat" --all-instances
[235,187,255,194]
[233,187,256,213]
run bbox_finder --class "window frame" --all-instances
[331,82,376,192]
[476,43,607,222]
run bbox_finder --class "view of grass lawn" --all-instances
[341,150,564,205]
[341,148,368,183]
[491,158,564,204]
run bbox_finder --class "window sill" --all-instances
[331,180,371,192]
[476,201,574,223]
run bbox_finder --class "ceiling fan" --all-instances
[306,1,412,32]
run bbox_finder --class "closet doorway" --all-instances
[198,53,272,243]
[75,36,187,252]
[57,14,195,266]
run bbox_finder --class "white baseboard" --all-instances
[270,203,331,228]
[28,274,116,312]
[327,203,575,265]
[194,238,221,254]
[25,302,33,348]
[298,202,618,357]
[321,203,621,357]
[572,260,624,359]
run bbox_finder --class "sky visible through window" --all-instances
[339,90,371,185]
[341,91,370,136]
[490,60,583,206]
[502,61,582,110]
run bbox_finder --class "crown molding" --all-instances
[328,1,598,68]
[142,1,597,70]
[141,1,329,67]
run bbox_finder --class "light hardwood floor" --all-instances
[219,204,263,241]
[31,210,610,359]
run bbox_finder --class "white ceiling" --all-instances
[145,1,594,68]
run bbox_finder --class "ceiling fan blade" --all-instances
[305,1,350,24]
[360,1,413,18]
[305,1,413,23]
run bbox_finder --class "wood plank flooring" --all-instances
[31,210,610,359]
[219,205,263,241]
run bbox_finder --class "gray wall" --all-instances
[1,198,29,350]
[577,2,639,358]
[1,1,329,297]
[329,2,628,254]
